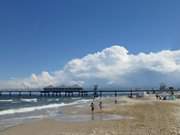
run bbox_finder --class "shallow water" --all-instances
[54,113,130,122]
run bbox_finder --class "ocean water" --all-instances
[0,91,137,131]
[0,96,92,131]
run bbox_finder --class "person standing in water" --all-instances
[90,102,95,112]
[114,99,117,104]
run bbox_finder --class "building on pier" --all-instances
[43,85,83,91]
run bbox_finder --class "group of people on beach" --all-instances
[90,99,118,112]
[90,101,102,112]
[155,92,176,100]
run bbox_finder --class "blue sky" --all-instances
[0,0,180,80]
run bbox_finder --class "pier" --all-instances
[0,89,179,98]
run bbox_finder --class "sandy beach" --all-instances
[1,96,180,135]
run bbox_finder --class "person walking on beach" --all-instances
[99,101,102,110]
[90,102,95,112]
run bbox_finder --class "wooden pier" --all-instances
[0,89,179,98]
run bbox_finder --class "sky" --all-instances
[0,0,180,88]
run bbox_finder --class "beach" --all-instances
[1,95,180,135]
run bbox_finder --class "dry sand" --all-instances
[1,96,180,135]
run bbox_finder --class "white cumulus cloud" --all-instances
[1,45,180,89]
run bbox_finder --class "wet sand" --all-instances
[1,96,180,135]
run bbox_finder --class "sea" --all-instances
[0,96,92,131]
[0,90,138,131]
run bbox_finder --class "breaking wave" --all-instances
[0,99,91,116]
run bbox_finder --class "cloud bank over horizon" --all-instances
[1,45,180,89]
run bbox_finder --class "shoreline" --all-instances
[1,95,180,135]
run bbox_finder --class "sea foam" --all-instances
[0,99,13,102]
[20,98,38,102]
[0,103,66,116]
